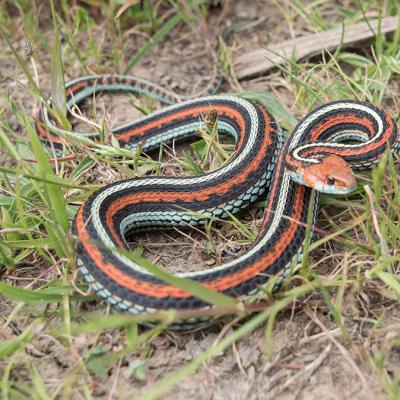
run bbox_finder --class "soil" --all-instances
[0,1,399,399]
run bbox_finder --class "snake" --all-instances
[36,75,400,330]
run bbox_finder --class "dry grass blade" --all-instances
[115,0,141,21]
[50,0,67,117]
[267,343,332,398]
[304,307,369,394]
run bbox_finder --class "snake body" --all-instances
[37,75,399,329]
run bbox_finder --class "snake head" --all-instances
[288,155,357,194]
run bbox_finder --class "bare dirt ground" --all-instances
[1,1,399,399]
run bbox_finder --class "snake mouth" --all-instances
[312,182,356,195]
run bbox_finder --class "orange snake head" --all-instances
[287,154,357,194]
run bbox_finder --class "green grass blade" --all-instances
[122,249,237,307]
[0,327,34,360]
[0,281,64,303]
[377,271,400,298]
[50,27,67,117]
[0,281,86,304]
[124,12,183,75]
[143,284,313,400]
[24,120,70,233]
[239,90,298,129]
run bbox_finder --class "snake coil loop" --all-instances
[37,76,399,330]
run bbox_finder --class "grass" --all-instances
[0,0,400,399]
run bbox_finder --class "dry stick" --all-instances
[232,341,247,377]
[246,352,283,397]
[107,357,123,400]
[268,343,332,399]
[304,307,369,395]
[234,16,399,80]
[299,327,341,345]
[22,154,84,163]
[364,184,388,257]
[24,258,67,289]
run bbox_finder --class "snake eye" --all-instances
[327,176,336,185]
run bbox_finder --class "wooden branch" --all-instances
[234,16,399,80]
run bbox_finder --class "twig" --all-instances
[234,16,399,79]
[364,184,388,257]
[267,343,332,398]
[304,307,369,395]
[299,327,341,345]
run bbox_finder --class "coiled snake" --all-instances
[37,75,399,329]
